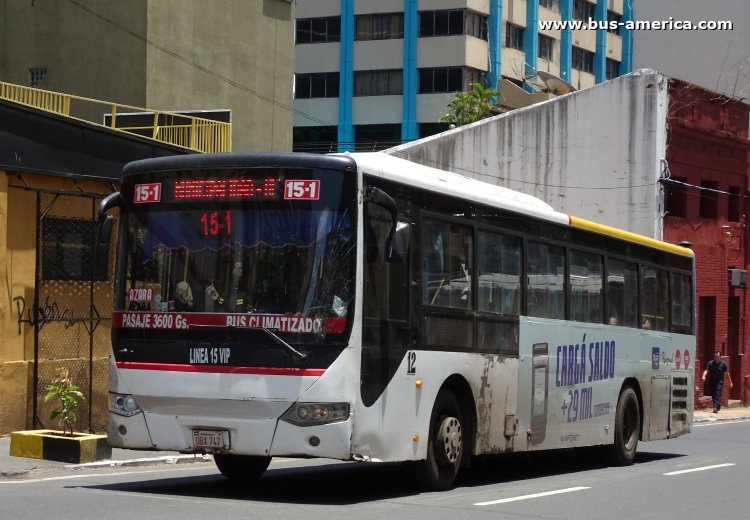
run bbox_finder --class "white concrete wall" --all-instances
[387,70,669,238]
[356,39,404,69]
[353,96,402,124]
[296,43,339,74]
[416,93,454,122]
[295,0,339,18]
[355,0,404,15]
[418,0,489,13]
[293,98,338,127]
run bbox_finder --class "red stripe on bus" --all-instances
[115,361,325,376]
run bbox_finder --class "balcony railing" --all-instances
[0,81,231,153]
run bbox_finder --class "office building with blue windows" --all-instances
[293,0,633,152]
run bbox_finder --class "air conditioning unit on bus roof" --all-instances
[728,268,747,288]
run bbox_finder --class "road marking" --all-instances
[474,486,590,506]
[664,463,735,476]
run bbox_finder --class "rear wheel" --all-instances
[419,391,464,490]
[611,386,640,466]
[213,454,271,481]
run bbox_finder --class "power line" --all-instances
[65,0,334,127]
[660,177,746,198]
[408,155,661,191]
[63,0,704,194]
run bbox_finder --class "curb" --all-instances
[0,453,212,481]
[71,453,213,469]
[693,414,750,424]
[10,430,111,464]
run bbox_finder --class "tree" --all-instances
[440,82,500,127]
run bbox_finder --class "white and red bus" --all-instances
[100,151,694,489]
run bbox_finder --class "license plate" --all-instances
[192,429,229,450]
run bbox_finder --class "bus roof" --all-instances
[346,151,565,221]
[122,152,356,176]
[346,152,694,259]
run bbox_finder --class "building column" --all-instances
[337,0,355,152]
[401,0,419,142]
[487,0,503,92]
[559,0,573,83]
[594,0,607,83]
[523,0,539,93]
[619,0,633,75]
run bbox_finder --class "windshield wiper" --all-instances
[259,327,308,361]
[191,323,308,360]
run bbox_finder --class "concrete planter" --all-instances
[9,430,111,464]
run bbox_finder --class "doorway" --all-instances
[727,296,740,400]
[698,296,716,397]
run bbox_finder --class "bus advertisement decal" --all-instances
[554,335,617,424]
[555,336,616,387]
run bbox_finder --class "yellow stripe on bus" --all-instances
[569,216,694,258]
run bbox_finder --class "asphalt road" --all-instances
[1,418,748,520]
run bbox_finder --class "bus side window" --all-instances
[670,272,692,333]
[423,220,449,306]
[422,219,472,309]
[526,241,565,320]
[478,230,521,315]
[569,250,603,324]
[606,258,638,328]
[641,266,668,331]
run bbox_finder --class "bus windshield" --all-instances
[118,183,356,346]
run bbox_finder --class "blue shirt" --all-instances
[706,359,728,385]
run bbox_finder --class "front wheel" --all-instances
[418,391,464,490]
[610,386,640,466]
[214,454,271,481]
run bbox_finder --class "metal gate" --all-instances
[31,191,115,433]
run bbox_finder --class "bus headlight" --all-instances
[109,393,142,417]
[280,402,350,426]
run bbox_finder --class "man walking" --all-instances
[702,350,733,413]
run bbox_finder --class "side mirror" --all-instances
[99,192,122,220]
[96,215,114,269]
[96,192,122,269]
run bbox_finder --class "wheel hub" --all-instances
[436,416,461,465]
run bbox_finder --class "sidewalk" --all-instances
[3,405,749,479]
[693,400,750,422]
[0,436,210,479]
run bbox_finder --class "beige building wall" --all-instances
[0,0,293,152]
[0,170,115,434]
[0,0,149,121]
[145,0,293,152]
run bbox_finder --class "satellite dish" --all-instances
[537,71,576,95]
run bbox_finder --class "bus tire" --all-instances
[611,386,640,466]
[214,454,271,480]
[419,391,463,490]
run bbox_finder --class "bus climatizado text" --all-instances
[99,151,694,490]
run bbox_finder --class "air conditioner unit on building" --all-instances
[728,269,747,288]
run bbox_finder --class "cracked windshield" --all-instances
[120,178,355,345]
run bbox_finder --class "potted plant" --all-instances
[44,368,85,436]
[9,368,111,463]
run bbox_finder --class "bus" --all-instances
[99,151,695,490]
